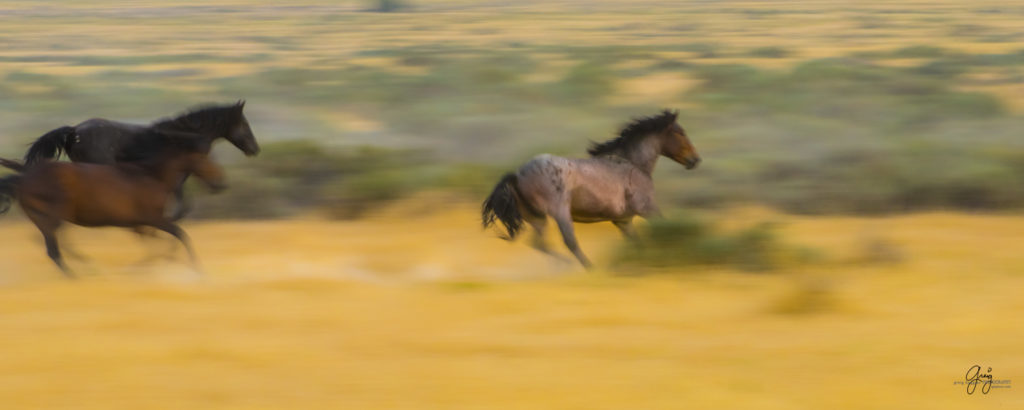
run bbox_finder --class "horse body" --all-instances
[516,154,657,223]
[1,131,225,277]
[482,110,700,268]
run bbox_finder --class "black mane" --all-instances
[588,110,678,157]
[151,102,244,136]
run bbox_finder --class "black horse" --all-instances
[23,101,259,219]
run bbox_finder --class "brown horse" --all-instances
[482,110,700,269]
[0,131,226,277]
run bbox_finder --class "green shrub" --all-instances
[371,0,405,12]
[612,214,808,272]
[892,45,948,58]
[747,46,790,58]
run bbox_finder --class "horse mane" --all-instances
[151,101,245,134]
[587,110,679,157]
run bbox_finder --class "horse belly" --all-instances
[569,186,629,222]
[68,174,159,227]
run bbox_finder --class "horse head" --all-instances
[656,111,700,170]
[225,100,260,157]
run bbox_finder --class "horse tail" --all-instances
[0,158,26,172]
[24,126,77,166]
[482,173,525,240]
[0,173,22,216]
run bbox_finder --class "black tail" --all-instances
[0,174,21,216]
[482,173,524,240]
[25,126,77,166]
[0,158,26,172]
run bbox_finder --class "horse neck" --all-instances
[620,135,661,175]
[131,154,191,190]
[157,119,224,142]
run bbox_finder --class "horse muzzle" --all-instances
[684,157,701,169]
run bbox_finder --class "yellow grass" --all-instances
[0,204,1021,409]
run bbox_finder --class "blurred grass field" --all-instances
[2,0,1024,215]
[0,205,1022,408]
[2,1,1024,408]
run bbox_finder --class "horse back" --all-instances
[67,118,149,164]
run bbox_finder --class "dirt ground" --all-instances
[0,205,1020,409]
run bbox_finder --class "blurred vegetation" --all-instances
[370,0,406,13]
[1,1,1023,218]
[612,214,817,273]
[189,141,502,219]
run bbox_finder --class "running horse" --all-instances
[22,101,258,219]
[481,110,700,269]
[0,130,227,277]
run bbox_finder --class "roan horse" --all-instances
[22,101,258,220]
[0,130,227,277]
[482,110,700,269]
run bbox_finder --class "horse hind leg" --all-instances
[525,214,572,264]
[43,232,73,278]
[25,208,74,278]
[551,209,593,270]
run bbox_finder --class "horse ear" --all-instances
[666,109,679,122]
[236,100,246,109]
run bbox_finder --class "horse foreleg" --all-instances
[168,182,192,222]
[612,218,639,241]
[153,222,201,273]
[552,211,592,269]
[639,203,663,220]
[132,227,178,265]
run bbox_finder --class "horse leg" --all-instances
[640,203,663,220]
[25,208,73,278]
[43,232,73,278]
[168,181,192,222]
[58,231,90,262]
[525,215,572,263]
[132,226,179,264]
[552,210,592,269]
[612,218,639,241]
[152,222,201,273]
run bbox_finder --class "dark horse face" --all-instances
[226,102,260,157]
[661,121,701,169]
